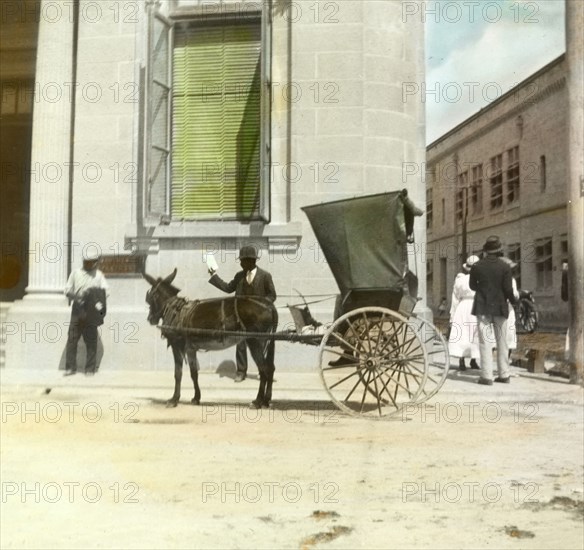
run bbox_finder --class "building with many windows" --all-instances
[2,0,426,370]
[426,55,569,326]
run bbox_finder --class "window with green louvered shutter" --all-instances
[172,20,263,220]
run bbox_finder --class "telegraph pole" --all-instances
[566,0,583,383]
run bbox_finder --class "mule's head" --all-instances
[143,269,180,325]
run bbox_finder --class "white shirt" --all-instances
[245,267,257,285]
[64,268,109,300]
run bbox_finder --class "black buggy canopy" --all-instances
[302,191,420,297]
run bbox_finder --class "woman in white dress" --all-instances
[448,255,481,371]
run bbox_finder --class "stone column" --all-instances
[566,0,584,382]
[290,0,428,314]
[5,0,74,369]
[25,0,74,297]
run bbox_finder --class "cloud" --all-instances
[425,0,566,143]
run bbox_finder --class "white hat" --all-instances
[82,249,101,262]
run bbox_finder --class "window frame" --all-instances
[489,154,503,210]
[534,237,553,289]
[471,163,483,215]
[456,170,468,222]
[143,1,272,225]
[540,155,547,192]
[506,146,520,204]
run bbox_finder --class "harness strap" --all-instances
[234,298,246,331]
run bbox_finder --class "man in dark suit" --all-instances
[469,236,518,385]
[208,246,277,382]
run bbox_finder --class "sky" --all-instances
[425,0,566,143]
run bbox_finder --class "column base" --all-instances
[3,294,70,370]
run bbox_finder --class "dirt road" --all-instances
[1,370,583,549]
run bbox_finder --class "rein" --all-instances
[160,296,189,339]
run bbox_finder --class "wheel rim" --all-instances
[406,316,450,403]
[318,307,428,418]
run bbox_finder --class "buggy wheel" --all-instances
[407,316,450,403]
[518,299,538,333]
[318,307,428,418]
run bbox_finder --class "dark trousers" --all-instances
[66,318,98,373]
[236,340,248,374]
[236,339,275,377]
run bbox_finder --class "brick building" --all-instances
[426,55,569,327]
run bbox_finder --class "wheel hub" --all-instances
[364,356,380,371]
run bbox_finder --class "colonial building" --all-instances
[426,55,569,326]
[1,0,426,370]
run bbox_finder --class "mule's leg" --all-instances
[248,338,269,407]
[186,343,201,405]
[168,343,183,407]
[263,340,276,405]
[265,340,276,404]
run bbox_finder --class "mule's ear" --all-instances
[163,268,178,285]
[143,272,157,286]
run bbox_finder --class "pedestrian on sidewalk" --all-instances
[469,236,518,385]
[208,246,277,382]
[448,255,480,372]
[64,250,108,376]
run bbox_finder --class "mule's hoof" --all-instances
[249,400,262,409]
[262,402,272,409]
[191,398,200,405]
[166,400,179,408]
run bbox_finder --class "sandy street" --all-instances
[1,369,583,550]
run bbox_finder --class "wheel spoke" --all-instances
[329,366,366,390]
[378,365,417,398]
[343,375,365,403]
[371,370,384,416]
[359,370,372,413]
[372,313,388,355]
[329,331,362,355]
[375,370,400,408]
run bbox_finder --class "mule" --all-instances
[144,269,278,408]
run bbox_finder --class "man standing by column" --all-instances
[64,250,108,375]
[208,246,277,382]
[469,236,517,385]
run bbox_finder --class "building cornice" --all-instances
[427,76,566,166]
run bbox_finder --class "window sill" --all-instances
[125,221,303,254]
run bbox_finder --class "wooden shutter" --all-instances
[172,20,262,220]
[145,10,172,222]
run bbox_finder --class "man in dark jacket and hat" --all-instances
[469,236,517,385]
[208,246,277,382]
